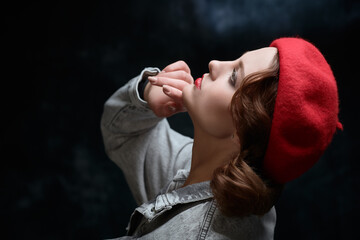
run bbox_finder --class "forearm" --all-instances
[100,67,161,139]
[100,67,193,204]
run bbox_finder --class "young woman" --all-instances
[101,37,342,239]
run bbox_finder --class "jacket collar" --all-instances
[135,169,213,221]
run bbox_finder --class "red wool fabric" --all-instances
[264,37,343,184]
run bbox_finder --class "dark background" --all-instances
[3,0,360,239]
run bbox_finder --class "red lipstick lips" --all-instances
[195,74,205,90]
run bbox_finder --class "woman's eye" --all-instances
[229,68,237,86]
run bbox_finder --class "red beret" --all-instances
[264,37,343,184]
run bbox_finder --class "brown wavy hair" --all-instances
[210,53,283,217]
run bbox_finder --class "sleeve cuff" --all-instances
[129,67,161,110]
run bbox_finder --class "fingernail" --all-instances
[163,85,171,95]
[168,105,176,112]
[148,76,157,83]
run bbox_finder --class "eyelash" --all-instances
[229,68,237,86]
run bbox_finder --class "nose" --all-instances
[209,60,221,79]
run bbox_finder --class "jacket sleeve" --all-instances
[100,67,193,205]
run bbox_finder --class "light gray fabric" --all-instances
[101,68,276,239]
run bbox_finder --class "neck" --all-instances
[182,127,239,187]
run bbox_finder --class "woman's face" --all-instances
[183,47,278,139]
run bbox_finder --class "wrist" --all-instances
[138,77,149,101]
[143,80,152,102]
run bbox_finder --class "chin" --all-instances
[182,85,193,108]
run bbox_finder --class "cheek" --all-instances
[203,86,233,115]
[196,90,235,138]
[204,99,234,133]
[183,84,236,138]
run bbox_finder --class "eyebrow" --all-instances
[233,51,248,87]
[238,51,248,79]
[236,56,246,87]
[238,60,245,82]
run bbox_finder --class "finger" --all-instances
[148,76,190,91]
[162,60,191,74]
[163,85,183,103]
[156,70,194,85]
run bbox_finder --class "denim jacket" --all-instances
[100,68,276,239]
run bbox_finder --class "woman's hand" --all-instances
[144,61,193,118]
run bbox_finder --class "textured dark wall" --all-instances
[3,0,360,239]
